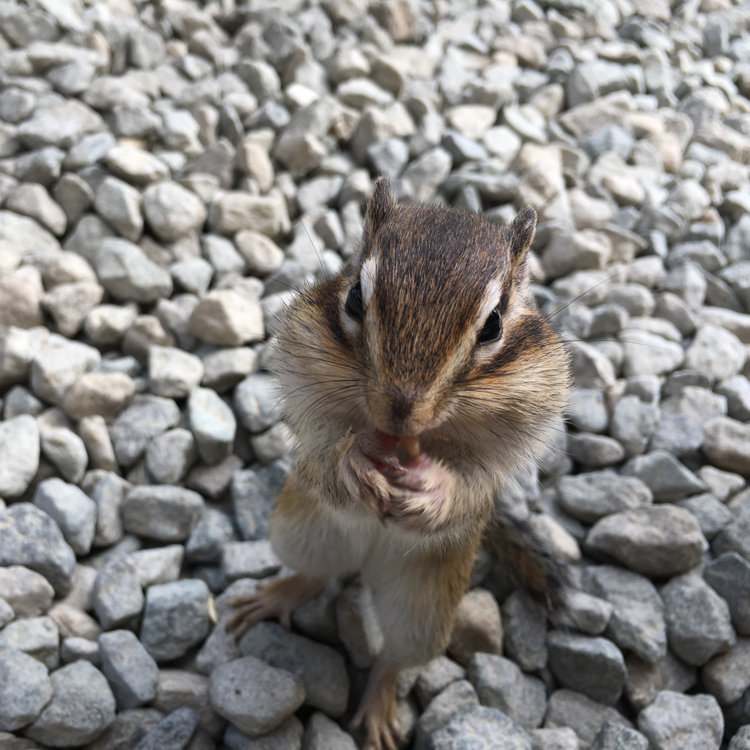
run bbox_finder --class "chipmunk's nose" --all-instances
[389,393,413,427]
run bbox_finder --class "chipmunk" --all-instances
[227,178,571,750]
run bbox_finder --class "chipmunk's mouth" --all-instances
[357,430,431,491]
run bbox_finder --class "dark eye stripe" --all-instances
[344,281,364,320]
[477,308,502,345]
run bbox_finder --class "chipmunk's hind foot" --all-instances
[350,661,402,750]
[225,574,324,640]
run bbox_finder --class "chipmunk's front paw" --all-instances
[338,432,454,531]
[387,457,454,532]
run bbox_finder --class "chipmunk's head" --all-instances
[275,178,569,487]
[338,178,566,446]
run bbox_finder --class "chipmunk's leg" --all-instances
[226,472,366,640]
[352,537,479,750]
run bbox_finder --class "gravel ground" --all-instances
[1,0,750,748]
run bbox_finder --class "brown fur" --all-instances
[233,179,571,750]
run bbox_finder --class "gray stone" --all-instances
[84,707,163,750]
[729,726,750,750]
[152,669,222,739]
[427,704,531,750]
[585,505,707,578]
[702,417,750,474]
[99,630,159,710]
[557,471,652,523]
[128,545,184,589]
[80,416,118,474]
[148,346,204,399]
[208,655,305,736]
[231,460,290,541]
[703,638,750,705]
[18,98,104,149]
[544,689,632,745]
[33,478,96,556]
[3,385,44,420]
[224,716,304,749]
[0,504,76,596]
[624,650,696,711]
[661,572,736,666]
[685,325,747,380]
[31,334,100,406]
[467,652,546,730]
[6,183,67,236]
[95,238,172,303]
[591,721,648,749]
[44,280,105,337]
[186,508,236,565]
[499,591,547,673]
[567,432,626,468]
[415,656,466,708]
[201,348,257,393]
[140,579,210,662]
[187,387,236,464]
[621,329,684,377]
[0,616,59,669]
[208,191,290,237]
[122,485,204,542]
[93,557,144,631]
[621,450,705,501]
[587,565,666,663]
[637,691,723,750]
[25,660,116,746]
[698,466,745,502]
[235,374,283,434]
[222,540,281,581]
[143,181,206,241]
[565,390,609,433]
[145,428,198,485]
[170,257,213,296]
[0,645,52,732]
[677,493,733,540]
[202,234,245,275]
[662,385,728,423]
[649,413,704,457]
[547,632,625,705]
[303,711,356,750]
[187,454,244,501]
[609,396,659,457]
[566,341,616,389]
[190,290,264,347]
[234,231,284,277]
[0,266,44,330]
[718,376,750,422]
[109,395,181,467]
[132,706,199,750]
[39,425,88,484]
[0,415,39,498]
[415,679,480,743]
[93,176,143,241]
[85,303,138,346]
[104,144,170,185]
[0,566,54,618]
[63,371,135,422]
[704,552,750,637]
[448,588,503,666]
[239,621,348,716]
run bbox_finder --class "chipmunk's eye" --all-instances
[345,281,364,320]
[477,308,502,345]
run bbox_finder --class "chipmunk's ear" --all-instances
[507,206,536,292]
[365,177,396,235]
[508,206,536,264]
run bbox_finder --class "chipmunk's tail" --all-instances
[484,509,577,609]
